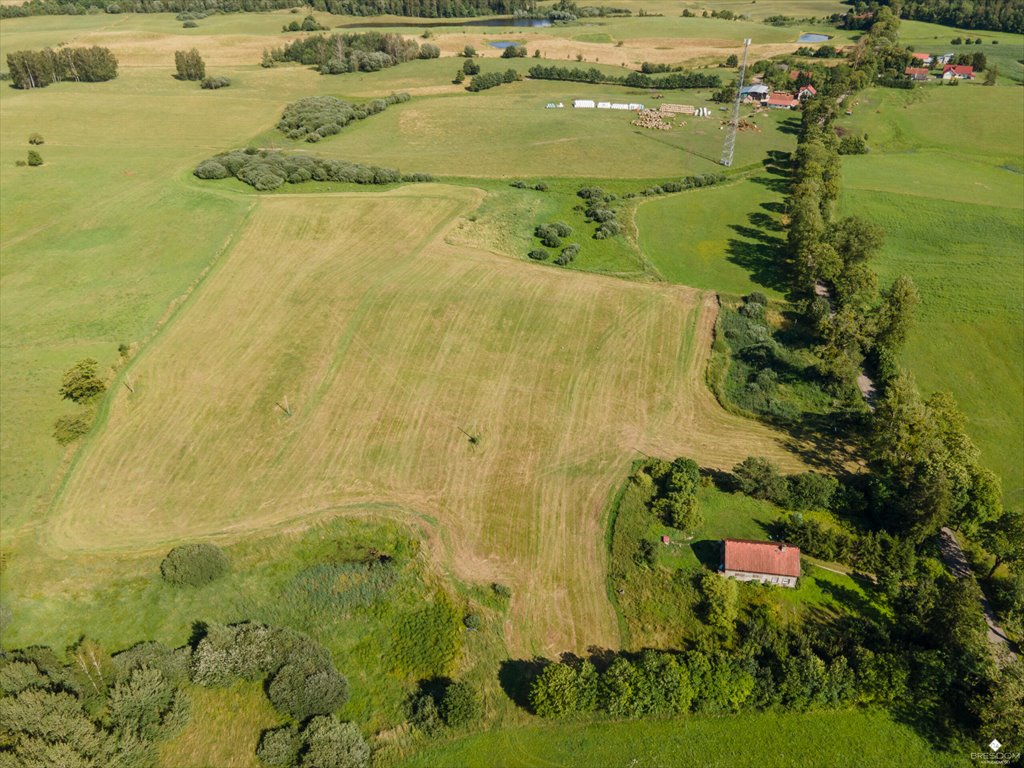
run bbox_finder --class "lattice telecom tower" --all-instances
[720,37,752,168]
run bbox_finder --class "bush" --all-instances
[267,659,349,721]
[491,583,511,598]
[59,358,104,402]
[463,59,480,75]
[182,20,197,27]
[53,413,91,444]
[787,472,839,511]
[530,661,598,716]
[257,725,300,768]
[463,613,481,630]
[418,43,440,59]
[838,135,868,155]
[533,182,548,191]
[159,543,229,586]
[27,132,43,144]
[201,76,230,89]
[554,243,580,266]
[193,159,229,179]
[463,45,476,58]
[300,717,369,768]
[501,45,527,59]
[439,681,481,727]
[194,150,429,191]
[27,150,43,166]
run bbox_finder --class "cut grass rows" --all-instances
[47,187,802,656]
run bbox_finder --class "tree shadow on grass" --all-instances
[497,658,548,712]
[725,224,790,293]
[690,539,721,570]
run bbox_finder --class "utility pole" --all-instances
[720,38,752,168]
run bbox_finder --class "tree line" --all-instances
[527,64,720,89]
[6,45,117,89]
[871,0,1023,33]
[1,0,536,19]
[194,148,433,191]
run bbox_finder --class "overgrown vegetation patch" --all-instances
[277,93,410,143]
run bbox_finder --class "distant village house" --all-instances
[905,67,930,81]
[721,538,801,587]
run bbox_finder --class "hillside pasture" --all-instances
[49,186,802,656]
[838,86,1024,503]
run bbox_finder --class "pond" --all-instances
[797,33,832,43]
[340,17,553,29]
[489,41,521,48]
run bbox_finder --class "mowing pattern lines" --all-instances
[52,186,798,654]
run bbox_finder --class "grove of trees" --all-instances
[6,45,117,88]
[527,64,720,89]
[174,48,205,81]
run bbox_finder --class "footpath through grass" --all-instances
[398,709,970,768]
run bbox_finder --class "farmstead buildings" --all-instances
[721,539,801,587]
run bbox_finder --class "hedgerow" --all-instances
[193,149,433,191]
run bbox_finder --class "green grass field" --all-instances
[637,171,792,296]
[399,709,970,768]
[838,86,1024,504]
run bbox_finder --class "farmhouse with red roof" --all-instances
[942,64,974,80]
[721,539,801,587]
[766,92,800,109]
[797,84,817,100]
[905,67,930,81]
[911,52,934,65]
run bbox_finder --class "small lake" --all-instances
[489,41,521,48]
[797,33,832,43]
[340,17,553,29]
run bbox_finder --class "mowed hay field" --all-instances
[837,84,1024,504]
[50,186,801,655]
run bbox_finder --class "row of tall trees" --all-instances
[1,0,536,19]
[869,0,1024,33]
[526,64,720,89]
[277,31,435,74]
[6,45,117,88]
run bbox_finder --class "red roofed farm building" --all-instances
[905,67,930,81]
[766,92,800,109]
[942,64,974,80]
[721,539,801,587]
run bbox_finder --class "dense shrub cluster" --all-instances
[276,93,409,142]
[407,679,482,733]
[194,149,432,191]
[528,64,719,89]
[644,456,703,532]
[0,642,188,765]
[500,44,527,59]
[160,543,230,586]
[6,45,117,88]
[466,69,520,91]
[201,75,231,89]
[258,717,370,768]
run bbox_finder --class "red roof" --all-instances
[943,64,974,75]
[911,52,930,61]
[766,93,800,107]
[799,85,817,95]
[723,539,801,577]
[905,67,930,76]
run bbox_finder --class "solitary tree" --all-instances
[725,54,738,67]
[984,66,998,85]
[174,48,206,81]
[59,359,105,402]
[463,44,476,58]
[27,150,43,166]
